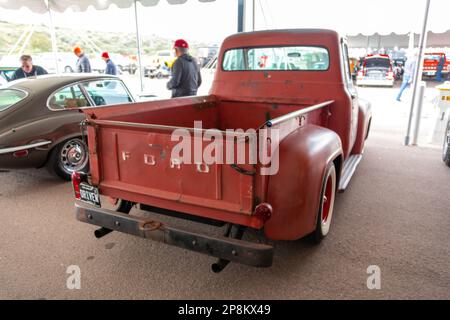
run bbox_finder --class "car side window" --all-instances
[81,80,132,107]
[342,43,352,84]
[48,85,90,110]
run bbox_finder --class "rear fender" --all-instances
[264,125,343,241]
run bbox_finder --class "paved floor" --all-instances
[0,86,449,299]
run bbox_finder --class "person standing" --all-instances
[396,53,417,102]
[74,47,92,73]
[101,52,118,75]
[167,39,202,98]
[436,55,445,82]
[10,55,48,81]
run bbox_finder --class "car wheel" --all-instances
[443,120,450,167]
[311,163,337,243]
[64,66,73,73]
[47,138,89,181]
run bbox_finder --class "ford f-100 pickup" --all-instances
[72,29,372,272]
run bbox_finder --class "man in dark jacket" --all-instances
[10,55,48,81]
[167,39,202,98]
[101,52,118,75]
[74,46,92,73]
[436,55,446,82]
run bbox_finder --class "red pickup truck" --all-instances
[73,29,372,272]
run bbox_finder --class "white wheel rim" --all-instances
[321,166,336,236]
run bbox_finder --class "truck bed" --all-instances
[83,95,324,227]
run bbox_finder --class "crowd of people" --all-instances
[8,39,202,97]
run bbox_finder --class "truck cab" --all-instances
[73,29,372,272]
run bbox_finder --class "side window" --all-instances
[48,85,90,110]
[81,80,132,106]
[342,43,352,84]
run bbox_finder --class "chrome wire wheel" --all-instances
[59,138,88,174]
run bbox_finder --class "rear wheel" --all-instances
[47,138,89,181]
[311,164,337,243]
[443,120,450,167]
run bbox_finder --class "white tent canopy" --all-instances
[256,0,450,36]
[0,0,216,13]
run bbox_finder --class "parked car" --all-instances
[0,66,16,85]
[356,54,395,87]
[423,53,450,79]
[443,113,450,167]
[73,29,372,272]
[109,54,137,75]
[34,52,78,73]
[145,64,171,79]
[199,54,217,95]
[90,57,106,74]
[0,74,135,180]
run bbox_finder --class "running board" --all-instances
[338,154,363,192]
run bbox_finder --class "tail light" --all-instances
[254,203,273,222]
[357,71,364,78]
[72,171,81,200]
[387,71,394,79]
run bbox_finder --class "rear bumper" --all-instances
[75,202,273,268]
[356,78,394,87]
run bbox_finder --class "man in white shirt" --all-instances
[396,53,417,102]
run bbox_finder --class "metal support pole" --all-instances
[46,0,59,73]
[252,0,256,31]
[405,0,431,146]
[237,0,245,32]
[134,0,144,93]
[8,25,32,55]
[412,82,427,145]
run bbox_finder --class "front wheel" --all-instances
[47,138,89,181]
[311,163,337,243]
[443,120,450,167]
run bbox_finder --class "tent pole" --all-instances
[404,0,431,146]
[252,0,255,31]
[19,24,35,55]
[237,0,245,32]
[8,25,32,55]
[134,0,144,93]
[46,0,59,74]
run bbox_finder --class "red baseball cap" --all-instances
[174,39,189,49]
[101,52,110,59]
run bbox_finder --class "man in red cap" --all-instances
[167,39,202,98]
[101,52,118,75]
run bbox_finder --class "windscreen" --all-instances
[364,58,390,69]
[223,46,329,71]
[425,55,443,61]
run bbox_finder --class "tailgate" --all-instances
[86,121,255,215]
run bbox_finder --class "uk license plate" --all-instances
[79,183,101,207]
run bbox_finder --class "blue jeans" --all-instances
[436,68,443,82]
[397,75,411,101]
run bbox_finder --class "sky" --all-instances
[0,0,449,43]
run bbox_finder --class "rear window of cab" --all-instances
[0,89,28,111]
[223,46,330,71]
